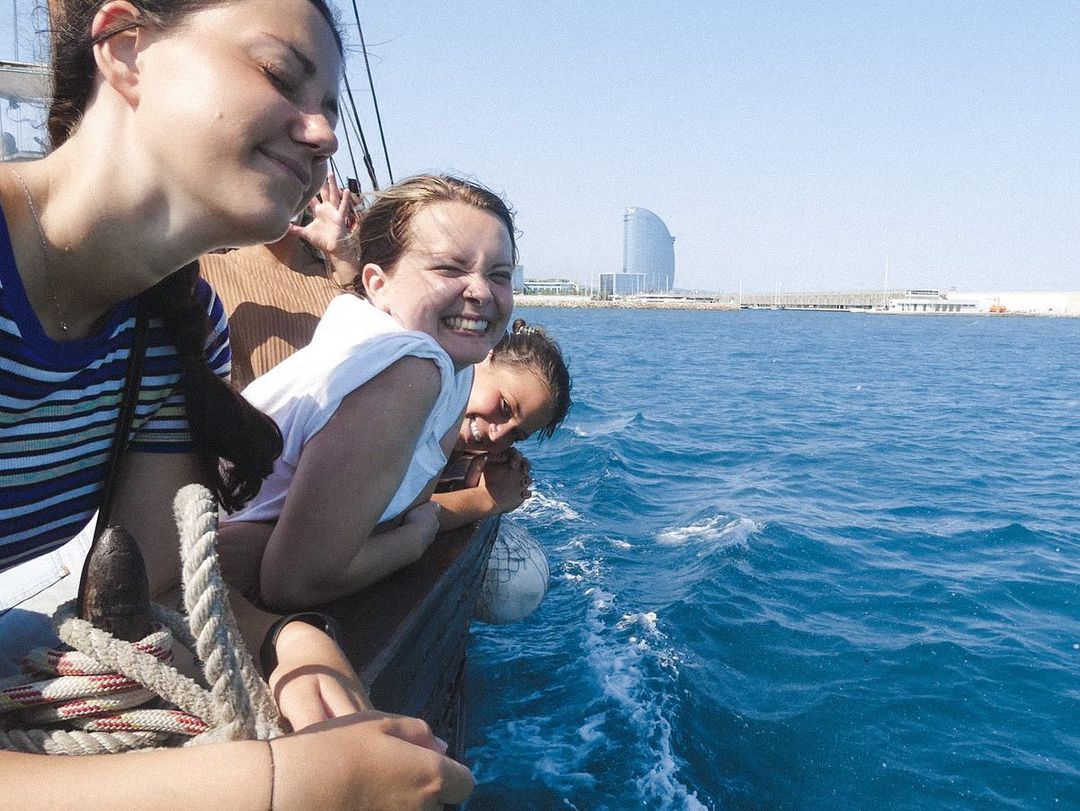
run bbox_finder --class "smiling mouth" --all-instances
[468,417,484,444]
[258,148,310,190]
[443,316,490,333]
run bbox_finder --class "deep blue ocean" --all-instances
[463,307,1080,810]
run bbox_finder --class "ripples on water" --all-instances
[465,309,1080,810]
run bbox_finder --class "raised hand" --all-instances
[288,169,358,258]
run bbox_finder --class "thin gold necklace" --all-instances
[7,166,68,333]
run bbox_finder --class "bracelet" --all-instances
[266,739,276,811]
[259,611,342,676]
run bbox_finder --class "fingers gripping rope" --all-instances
[0,485,283,754]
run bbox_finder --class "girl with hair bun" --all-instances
[433,318,572,530]
[0,1,472,807]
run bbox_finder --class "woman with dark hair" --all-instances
[432,319,572,530]
[0,2,472,807]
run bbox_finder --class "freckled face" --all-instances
[134,0,341,245]
[458,356,555,454]
[364,202,515,369]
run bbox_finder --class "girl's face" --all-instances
[364,201,515,369]
[458,355,556,455]
[134,0,341,244]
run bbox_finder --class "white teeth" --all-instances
[444,316,489,331]
[470,418,482,442]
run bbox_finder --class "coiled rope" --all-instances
[0,484,283,755]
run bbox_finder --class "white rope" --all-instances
[0,485,283,754]
[174,486,279,740]
[0,726,166,755]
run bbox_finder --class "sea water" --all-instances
[464,308,1080,810]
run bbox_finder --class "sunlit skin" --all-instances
[458,354,556,456]
[132,0,341,247]
[363,201,515,370]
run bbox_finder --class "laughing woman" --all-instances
[0,1,471,807]
[217,175,518,609]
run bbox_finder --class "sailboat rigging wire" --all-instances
[341,100,376,193]
[337,113,361,189]
[350,2,393,184]
[341,69,379,191]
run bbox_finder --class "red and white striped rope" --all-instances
[0,485,281,756]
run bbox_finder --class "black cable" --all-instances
[337,110,360,188]
[342,69,379,190]
[350,1,394,184]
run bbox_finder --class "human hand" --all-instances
[271,711,474,810]
[288,170,359,258]
[479,449,532,514]
[461,452,486,489]
[269,619,373,731]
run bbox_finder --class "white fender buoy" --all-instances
[473,520,549,624]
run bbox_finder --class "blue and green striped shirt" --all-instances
[0,211,230,569]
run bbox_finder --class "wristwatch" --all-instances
[259,611,342,676]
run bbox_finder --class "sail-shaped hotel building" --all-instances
[623,207,675,292]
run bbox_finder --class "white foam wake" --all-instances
[583,598,711,809]
[519,487,581,522]
[657,515,761,547]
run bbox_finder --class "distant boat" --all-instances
[871,289,980,315]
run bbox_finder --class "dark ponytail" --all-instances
[47,0,95,147]
[144,265,283,512]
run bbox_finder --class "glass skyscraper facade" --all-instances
[622,207,675,292]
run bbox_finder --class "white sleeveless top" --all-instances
[227,295,473,525]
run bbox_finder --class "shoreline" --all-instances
[514,295,739,311]
[513,295,1080,317]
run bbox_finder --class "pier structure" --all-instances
[736,290,904,310]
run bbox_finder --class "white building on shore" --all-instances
[886,289,1080,316]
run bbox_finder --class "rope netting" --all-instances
[0,485,282,755]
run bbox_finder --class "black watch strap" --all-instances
[259,611,341,676]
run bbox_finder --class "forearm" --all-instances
[261,521,425,610]
[222,586,373,726]
[0,742,270,810]
[333,522,429,598]
[432,487,498,532]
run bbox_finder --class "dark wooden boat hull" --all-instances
[322,516,499,762]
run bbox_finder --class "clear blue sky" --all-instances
[4,1,1079,293]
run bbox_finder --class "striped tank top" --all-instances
[0,211,230,569]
